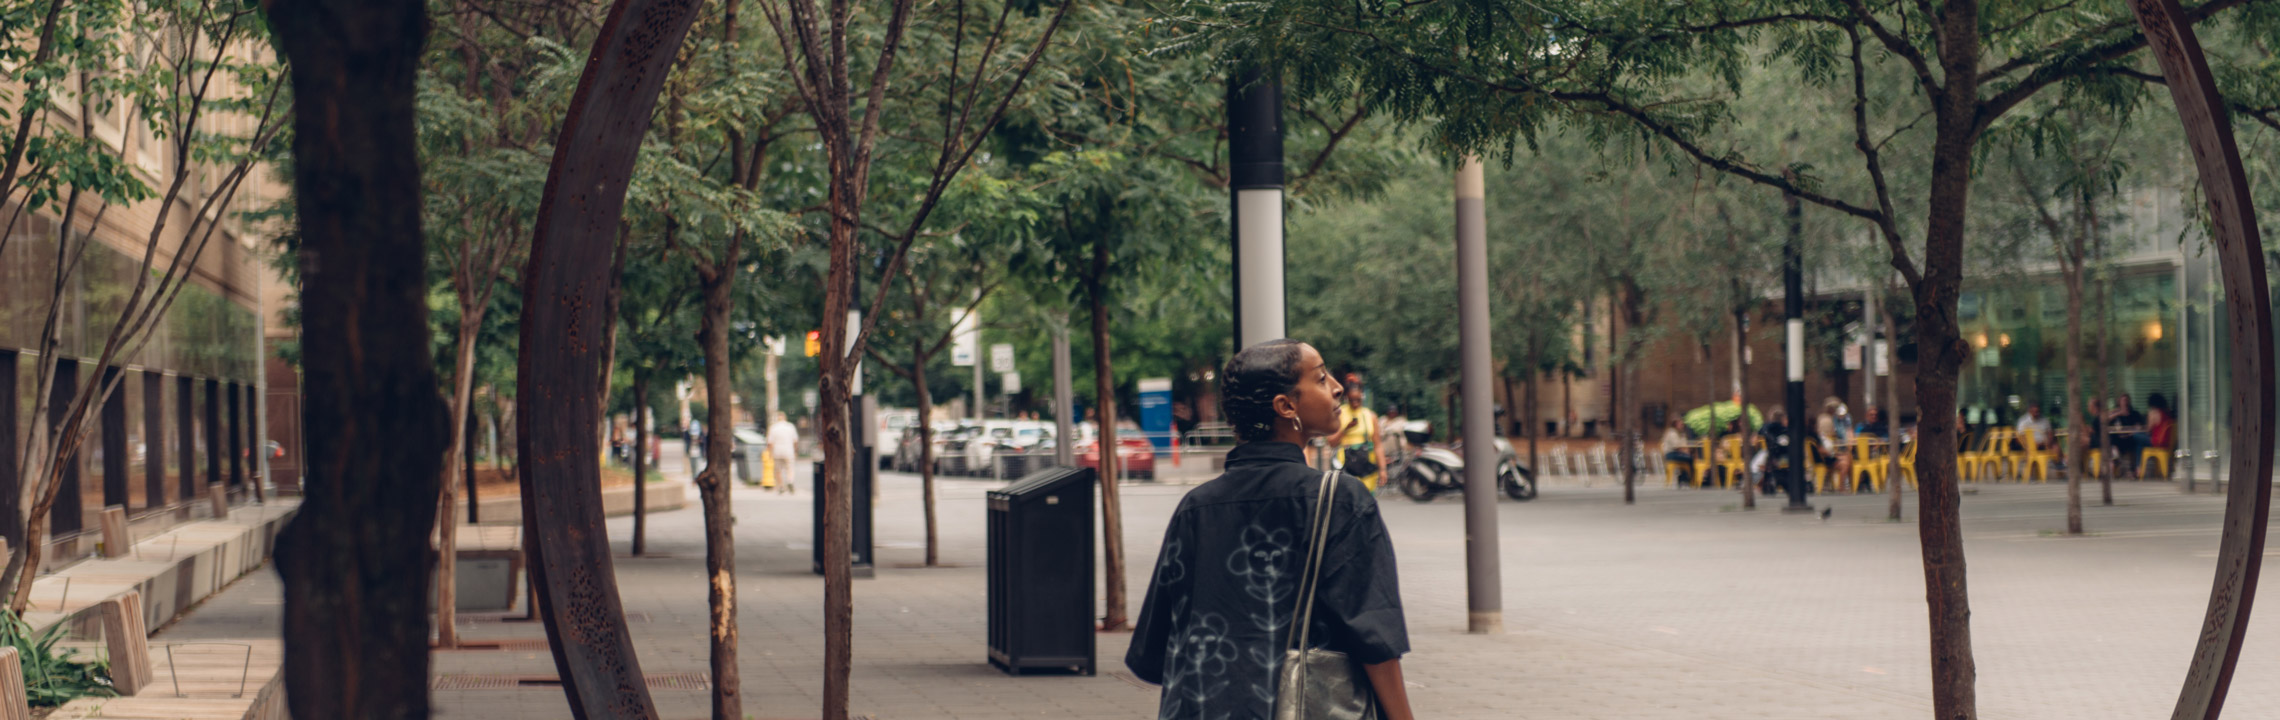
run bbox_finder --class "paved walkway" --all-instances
[415,465,2280,719]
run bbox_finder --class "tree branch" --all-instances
[1846,25,1923,287]
[1975,0,2264,133]
[1839,0,1943,100]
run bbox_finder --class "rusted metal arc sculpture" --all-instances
[2125,1,2279,718]
[516,0,700,716]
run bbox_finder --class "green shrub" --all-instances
[0,610,114,706]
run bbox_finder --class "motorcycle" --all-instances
[1387,420,1536,502]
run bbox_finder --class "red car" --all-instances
[1076,436,1155,479]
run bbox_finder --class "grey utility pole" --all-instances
[1053,319,1075,466]
[1454,157,1503,635]
[1228,66,1285,348]
[1782,190,1812,512]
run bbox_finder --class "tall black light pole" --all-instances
[1782,189,1812,512]
[1229,66,1284,348]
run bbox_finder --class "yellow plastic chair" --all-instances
[1895,439,1919,490]
[1958,430,1997,482]
[1714,436,1750,489]
[1984,429,2019,480]
[1853,440,1889,493]
[1663,456,1694,487]
[2015,430,2054,483]
[2142,447,2174,479]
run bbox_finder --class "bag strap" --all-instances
[1287,469,1341,654]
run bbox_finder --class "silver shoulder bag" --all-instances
[1272,470,1380,720]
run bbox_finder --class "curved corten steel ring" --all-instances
[515,0,701,716]
[2125,1,2278,718]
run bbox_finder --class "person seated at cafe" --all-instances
[1816,398,1853,485]
[2014,404,2050,452]
[2106,394,2148,472]
[2145,393,2175,476]
[1660,420,1696,483]
[1857,407,1888,439]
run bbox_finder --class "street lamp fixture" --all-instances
[2147,322,2164,341]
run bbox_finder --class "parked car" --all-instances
[1077,434,1156,479]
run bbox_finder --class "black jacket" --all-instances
[1126,441,1409,720]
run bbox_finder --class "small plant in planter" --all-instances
[0,610,113,706]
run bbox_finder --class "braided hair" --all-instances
[1220,339,1306,442]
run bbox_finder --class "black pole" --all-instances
[1228,65,1284,348]
[1782,189,1811,512]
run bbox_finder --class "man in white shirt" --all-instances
[768,412,800,494]
[2015,404,2051,451]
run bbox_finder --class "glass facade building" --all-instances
[2,221,262,566]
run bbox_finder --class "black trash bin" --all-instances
[812,450,875,578]
[986,466,1095,675]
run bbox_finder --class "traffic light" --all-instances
[804,330,822,357]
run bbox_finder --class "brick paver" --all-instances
[407,452,2280,719]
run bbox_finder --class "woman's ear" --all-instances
[1272,394,1296,422]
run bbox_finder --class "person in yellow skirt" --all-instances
[1336,375,1382,491]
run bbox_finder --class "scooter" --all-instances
[1388,420,1536,502]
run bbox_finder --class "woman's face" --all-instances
[1282,344,1346,438]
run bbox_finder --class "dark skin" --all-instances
[1266,345,1417,720]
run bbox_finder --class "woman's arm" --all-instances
[1364,658,1416,720]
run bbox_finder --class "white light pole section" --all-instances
[1236,189,1285,347]
[1787,319,1806,382]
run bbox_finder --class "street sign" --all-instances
[991,343,1015,373]
[1002,371,1021,395]
[1842,344,1862,370]
[1873,340,1890,376]
[1977,346,2001,367]
[952,310,978,366]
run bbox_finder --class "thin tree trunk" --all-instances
[695,260,741,719]
[466,395,480,522]
[2093,224,2114,505]
[436,315,482,648]
[268,0,447,713]
[1524,369,1538,474]
[1886,289,1903,521]
[1915,27,1986,708]
[1732,304,1755,510]
[633,373,648,556]
[1619,287,1640,503]
[915,337,938,566]
[2063,250,2085,533]
[1090,237,1128,631]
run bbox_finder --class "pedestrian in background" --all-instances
[768,412,800,495]
[1128,339,1416,720]
[1336,373,1382,491]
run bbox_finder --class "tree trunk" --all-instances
[266,0,449,714]
[695,261,741,720]
[817,170,863,720]
[2093,226,2114,506]
[1886,288,1904,521]
[1914,24,1985,707]
[466,396,479,522]
[1090,237,1129,631]
[633,373,648,555]
[1732,305,1755,510]
[1524,369,1538,474]
[2063,218,2087,534]
[1619,288,1639,504]
[915,337,938,566]
[436,314,483,648]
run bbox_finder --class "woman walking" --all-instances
[1127,339,1416,720]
